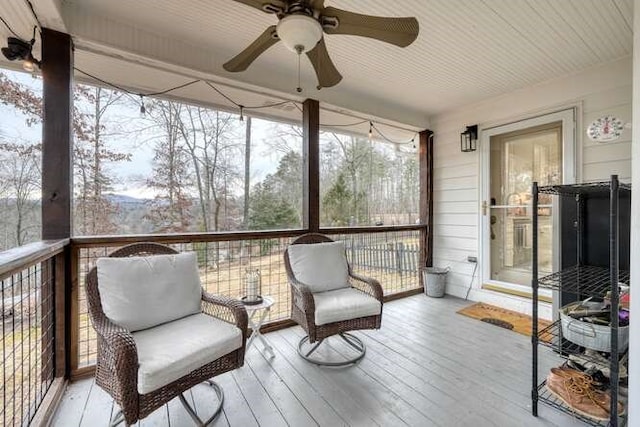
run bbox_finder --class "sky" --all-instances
[0,67,415,201]
[0,71,41,143]
[0,68,299,199]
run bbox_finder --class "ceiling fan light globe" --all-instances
[276,15,323,53]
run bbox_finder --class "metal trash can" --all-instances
[422,267,449,298]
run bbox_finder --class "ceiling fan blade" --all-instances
[321,7,419,47]
[306,38,342,89]
[223,26,279,72]
[229,0,285,14]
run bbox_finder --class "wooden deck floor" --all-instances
[52,295,586,427]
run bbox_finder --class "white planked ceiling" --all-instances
[0,0,634,128]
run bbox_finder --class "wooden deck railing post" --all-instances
[69,245,80,376]
[41,256,55,384]
[419,130,434,286]
[41,28,74,378]
[42,28,74,240]
[54,249,68,378]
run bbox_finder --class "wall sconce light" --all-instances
[1,37,40,72]
[460,125,478,152]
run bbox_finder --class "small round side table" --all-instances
[244,296,275,357]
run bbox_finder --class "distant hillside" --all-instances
[104,193,149,205]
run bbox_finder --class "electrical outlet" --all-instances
[467,256,477,263]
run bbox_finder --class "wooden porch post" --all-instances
[303,99,320,232]
[41,28,74,378]
[419,130,434,286]
[42,28,73,239]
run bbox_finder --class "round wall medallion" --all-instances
[587,116,624,142]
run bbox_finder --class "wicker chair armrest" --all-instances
[89,309,133,343]
[201,292,248,339]
[102,330,139,368]
[91,315,139,401]
[349,272,384,302]
[289,279,315,314]
[92,315,138,361]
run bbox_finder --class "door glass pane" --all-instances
[489,123,562,286]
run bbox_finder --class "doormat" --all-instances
[481,317,514,330]
[457,302,551,339]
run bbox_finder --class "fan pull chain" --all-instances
[296,51,302,93]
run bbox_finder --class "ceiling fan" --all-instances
[223,0,419,90]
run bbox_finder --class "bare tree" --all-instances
[0,142,41,247]
[145,100,193,232]
[177,107,241,232]
[319,132,396,225]
[330,134,370,223]
[264,122,302,154]
[73,86,130,235]
[0,72,131,238]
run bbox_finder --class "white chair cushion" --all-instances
[287,241,349,293]
[313,288,382,326]
[132,313,242,394]
[97,252,202,332]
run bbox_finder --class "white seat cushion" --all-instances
[97,252,202,332]
[287,241,349,293]
[132,313,242,394]
[313,288,382,326]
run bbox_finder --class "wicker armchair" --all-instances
[86,243,248,426]
[284,233,383,366]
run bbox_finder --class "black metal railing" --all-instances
[70,227,424,370]
[0,241,66,426]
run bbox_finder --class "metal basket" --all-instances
[559,302,629,353]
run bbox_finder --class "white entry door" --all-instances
[481,109,576,293]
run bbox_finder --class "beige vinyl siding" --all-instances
[583,92,632,181]
[429,56,632,309]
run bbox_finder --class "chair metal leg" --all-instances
[109,410,125,427]
[297,332,366,366]
[340,332,365,352]
[305,339,324,357]
[179,380,224,426]
[110,380,224,427]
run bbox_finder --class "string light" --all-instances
[72,66,422,145]
[201,81,299,121]
[5,12,430,141]
[317,117,419,147]
[371,122,419,146]
[317,119,368,128]
[0,12,420,145]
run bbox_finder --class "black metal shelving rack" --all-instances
[531,175,630,427]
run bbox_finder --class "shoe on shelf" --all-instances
[546,368,624,421]
[563,361,609,391]
[569,351,628,379]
